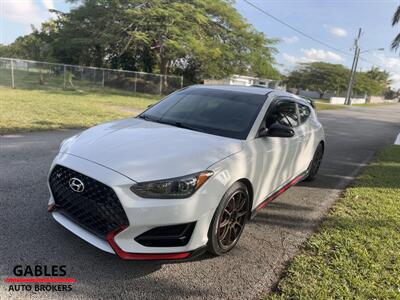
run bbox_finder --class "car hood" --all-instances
[61,118,243,182]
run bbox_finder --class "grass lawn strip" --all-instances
[267,145,400,299]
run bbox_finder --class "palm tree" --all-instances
[392,6,400,52]
[366,67,391,87]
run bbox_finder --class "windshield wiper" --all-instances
[138,114,158,122]
[157,120,207,133]
[139,115,207,133]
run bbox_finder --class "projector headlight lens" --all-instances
[130,171,213,199]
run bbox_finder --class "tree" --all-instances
[285,62,349,98]
[392,5,400,52]
[3,0,280,82]
[353,67,390,96]
[285,62,389,97]
[1,23,56,62]
[384,87,399,99]
[0,44,11,57]
[120,0,279,79]
[17,0,278,82]
[48,2,125,67]
[365,67,390,84]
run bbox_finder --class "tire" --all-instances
[304,143,324,182]
[207,182,250,256]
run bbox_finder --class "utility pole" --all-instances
[345,28,362,105]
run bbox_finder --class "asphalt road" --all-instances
[1,104,399,299]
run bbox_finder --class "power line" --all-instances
[242,0,387,69]
[242,0,351,57]
[358,56,385,69]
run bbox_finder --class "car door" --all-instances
[252,98,302,207]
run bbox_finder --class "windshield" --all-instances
[139,88,267,139]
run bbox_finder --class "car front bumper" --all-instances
[48,152,220,260]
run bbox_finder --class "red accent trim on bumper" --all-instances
[106,226,191,260]
[256,174,304,212]
[47,203,57,212]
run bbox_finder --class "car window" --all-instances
[141,88,267,139]
[265,101,299,128]
[299,104,311,124]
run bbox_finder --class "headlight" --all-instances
[130,171,213,199]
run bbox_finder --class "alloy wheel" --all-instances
[217,190,249,250]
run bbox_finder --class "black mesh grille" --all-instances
[49,165,129,238]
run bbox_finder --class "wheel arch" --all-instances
[237,178,254,219]
[319,140,325,152]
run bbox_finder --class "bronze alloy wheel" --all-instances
[208,182,250,256]
[217,190,249,250]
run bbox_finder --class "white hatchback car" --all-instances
[48,85,325,260]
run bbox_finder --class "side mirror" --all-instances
[259,123,295,138]
[305,98,316,109]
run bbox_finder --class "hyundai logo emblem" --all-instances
[69,177,85,193]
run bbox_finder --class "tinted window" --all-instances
[140,88,267,139]
[299,104,311,123]
[266,101,299,128]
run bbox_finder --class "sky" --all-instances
[1,0,400,88]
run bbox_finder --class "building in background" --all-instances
[204,74,285,90]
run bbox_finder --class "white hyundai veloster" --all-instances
[48,85,325,260]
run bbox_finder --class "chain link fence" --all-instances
[0,57,183,95]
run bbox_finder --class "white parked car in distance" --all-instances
[48,85,325,260]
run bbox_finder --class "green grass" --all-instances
[353,102,396,107]
[314,98,330,103]
[313,96,398,109]
[0,87,160,134]
[315,102,346,110]
[314,101,396,111]
[267,145,400,299]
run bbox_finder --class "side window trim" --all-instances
[274,98,300,128]
[294,101,300,127]
[298,103,312,125]
[263,98,288,130]
[256,97,301,137]
[257,98,279,135]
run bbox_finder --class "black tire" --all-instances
[304,143,324,182]
[207,182,250,256]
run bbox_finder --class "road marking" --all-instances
[395,133,400,145]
